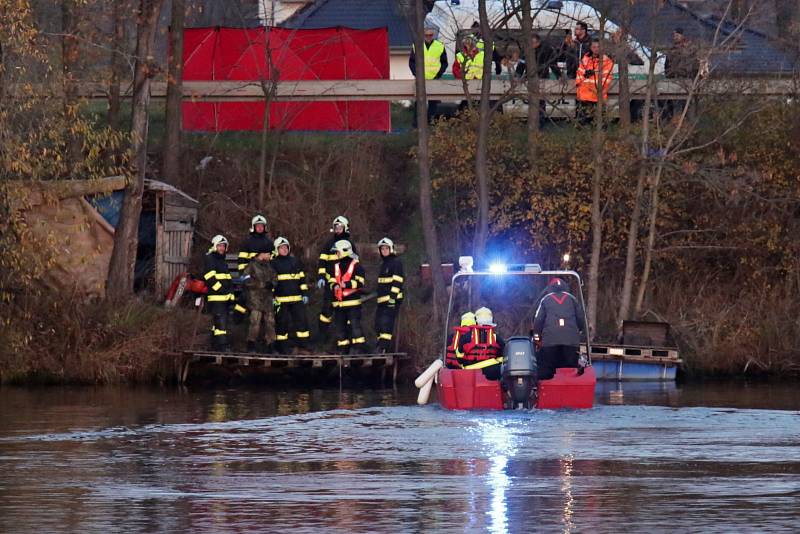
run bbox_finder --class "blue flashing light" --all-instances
[488,262,507,274]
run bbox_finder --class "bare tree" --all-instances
[472,0,493,263]
[106,0,165,299]
[62,0,82,171]
[633,0,753,315]
[585,15,610,337]
[617,26,658,333]
[108,0,128,131]
[162,0,185,183]
[412,0,447,321]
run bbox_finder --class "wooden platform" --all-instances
[581,343,682,381]
[174,350,410,385]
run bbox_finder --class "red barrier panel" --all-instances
[182,27,390,132]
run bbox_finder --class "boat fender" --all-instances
[414,359,443,388]
[417,378,434,405]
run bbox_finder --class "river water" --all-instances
[1,382,799,533]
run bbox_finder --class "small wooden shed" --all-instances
[144,179,199,297]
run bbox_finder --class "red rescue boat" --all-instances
[431,261,596,410]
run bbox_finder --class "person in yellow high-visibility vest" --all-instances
[454,36,484,80]
[409,26,448,126]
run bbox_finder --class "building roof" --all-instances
[282,0,414,49]
[583,0,798,75]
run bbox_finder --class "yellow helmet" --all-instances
[475,307,494,326]
[460,311,476,327]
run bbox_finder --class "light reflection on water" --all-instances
[0,383,799,533]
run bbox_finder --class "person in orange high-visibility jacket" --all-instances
[575,39,614,125]
[445,312,476,368]
[326,239,367,354]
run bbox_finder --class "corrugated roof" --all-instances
[282,0,414,49]
[583,0,798,75]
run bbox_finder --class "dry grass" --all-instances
[0,295,196,384]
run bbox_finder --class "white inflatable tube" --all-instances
[414,359,443,388]
[417,378,434,405]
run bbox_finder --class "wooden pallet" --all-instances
[582,343,680,361]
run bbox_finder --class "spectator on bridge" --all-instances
[516,34,562,127]
[664,28,699,120]
[664,28,699,79]
[409,26,448,126]
[563,21,593,78]
[576,38,614,126]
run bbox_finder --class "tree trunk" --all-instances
[162,0,185,183]
[472,0,492,262]
[520,0,539,162]
[633,161,664,315]
[106,0,164,300]
[62,0,82,173]
[586,19,607,338]
[617,2,632,131]
[617,49,657,333]
[413,0,446,322]
[108,0,127,131]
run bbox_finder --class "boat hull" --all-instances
[436,366,596,410]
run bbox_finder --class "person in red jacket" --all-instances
[575,39,614,125]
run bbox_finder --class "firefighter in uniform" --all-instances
[243,250,275,353]
[316,216,357,342]
[533,277,586,379]
[374,237,404,353]
[203,235,245,351]
[238,214,272,272]
[271,237,311,354]
[459,307,505,380]
[326,239,366,354]
[445,311,476,369]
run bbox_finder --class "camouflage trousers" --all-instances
[247,307,275,344]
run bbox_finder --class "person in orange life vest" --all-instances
[459,307,505,380]
[326,239,367,354]
[575,38,614,125]
[445,311,477,369]
[533,277,586,379]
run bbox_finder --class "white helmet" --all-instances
[475,307,494,326]
[332,215,349,233]
[209,234,228,252]
[274,236,290,253]
[377,237,395,255]
[333,239,353,257]
[250,214,267,232]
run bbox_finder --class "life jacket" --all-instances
[334,259,358,302]
[445,326,472,368]
[461,325,500,362]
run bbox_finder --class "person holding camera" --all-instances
[575,38,614,126]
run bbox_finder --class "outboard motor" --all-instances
[501,336,538,409]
